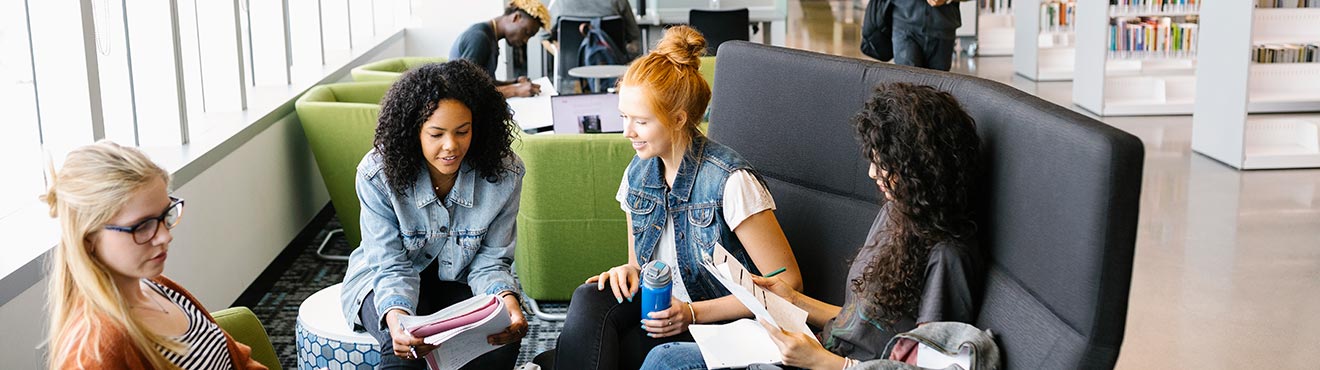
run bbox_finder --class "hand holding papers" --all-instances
[705,244,811,335]
[687,244,815,369]
[397,295,513,370]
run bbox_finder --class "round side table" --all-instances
[568,65,628,93]
[295,283,382,370]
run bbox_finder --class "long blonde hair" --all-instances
[41,140,183,369]
[619,25,711,160]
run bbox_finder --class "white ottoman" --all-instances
[296,283,382,370]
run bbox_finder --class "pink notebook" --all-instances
[408,296,500,338]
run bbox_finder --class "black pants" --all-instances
[359,260,521,370]
[554,283,694,370]
[892,29,956,72]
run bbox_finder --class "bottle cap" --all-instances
[641,260,672,288]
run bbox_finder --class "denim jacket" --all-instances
[340,149,524,330]
[624,136,765,302]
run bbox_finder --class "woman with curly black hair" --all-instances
[338,60,526,370]
[642,82,982,370]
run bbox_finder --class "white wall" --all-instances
[164,113,330,309]
[0,276,48,369]
[404,1,504,58]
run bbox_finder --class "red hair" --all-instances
[619,26,710,157]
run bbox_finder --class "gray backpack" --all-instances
[852,322,1001,370]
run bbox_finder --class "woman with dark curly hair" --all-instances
[641,82,982,370]
[338,60,526,370]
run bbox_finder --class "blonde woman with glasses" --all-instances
[42,140,266,369]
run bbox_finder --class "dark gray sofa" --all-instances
[707,42,1144,369]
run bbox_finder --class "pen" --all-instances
[763,267,787,278]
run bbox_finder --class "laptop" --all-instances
[551,93,624,134]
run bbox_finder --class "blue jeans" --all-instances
[641,342,803,370]
[640,342,707,370]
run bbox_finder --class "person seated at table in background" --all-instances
[338,60,527,369]
[42,140,267,369]
[549,0,642,57]
[451,0,549,98]
[639,82,983,370]
[541,25,804,370]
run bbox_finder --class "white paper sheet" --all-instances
[689,319,783,369]
[506,77,556,131]
[703,243,812,336]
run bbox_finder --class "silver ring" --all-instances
[666,320,672,326]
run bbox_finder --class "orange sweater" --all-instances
[54,276,268,370]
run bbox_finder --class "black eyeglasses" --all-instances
[104,197,185,245]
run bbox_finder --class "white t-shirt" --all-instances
[616,167,776,302]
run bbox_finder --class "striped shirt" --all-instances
[144,279,236,370]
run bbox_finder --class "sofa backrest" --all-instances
[707,42,1143,369]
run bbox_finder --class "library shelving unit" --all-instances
[1014,0,1076,80]
[1191,2,1320,169]
[978,0,1015,56]
[1073,0,1200,116]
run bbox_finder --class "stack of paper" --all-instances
[398,295,512,370]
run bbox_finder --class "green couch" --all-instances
[295,81,392,257]
[512,133,636,312]
[213,307,281,370]
[350,57,447,82]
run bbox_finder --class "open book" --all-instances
[397,294,512,370]
[688,244,814,369]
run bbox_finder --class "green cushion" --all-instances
[699,56,716,91]
[350,57,448,82]
[212,307,281,370]
[512,133,637,300]
[295,81,392,248]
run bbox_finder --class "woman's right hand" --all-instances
[585,263,640,303]
[752,275,800,305]
[385,309,437,360]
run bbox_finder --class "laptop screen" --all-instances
[551,93,624,134]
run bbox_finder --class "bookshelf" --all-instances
[1192,1,1320,169]
[1014,0,1076,81]
[978,0,1015,56]
[1073,0,1201,116]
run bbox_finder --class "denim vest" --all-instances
[340,149,524,330]
[624,136,765,302]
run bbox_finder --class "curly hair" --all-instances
[374,60,517,196]
[849,82,980,327]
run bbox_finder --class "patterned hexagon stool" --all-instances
[296,283,381,370]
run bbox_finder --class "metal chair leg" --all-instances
[316,228,350,261]
[524,296,567,321]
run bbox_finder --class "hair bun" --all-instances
[654,26,706,70]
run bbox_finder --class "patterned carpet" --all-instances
[240,214,566,369]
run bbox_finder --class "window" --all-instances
[0,0,44,220]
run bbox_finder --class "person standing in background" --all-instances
[451,0,551,98]
[549,0,643,57]
[891,0,963,71]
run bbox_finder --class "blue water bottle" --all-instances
[640,261,673,321]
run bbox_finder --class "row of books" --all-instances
[1256,0,1320,7]
[980,0,1012,13]
[1107,17,1199,55]
[1109,0,1199,6]
[1109,0,1199,15]
[1253,44,1320,63]
[1040,1,1076,30]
